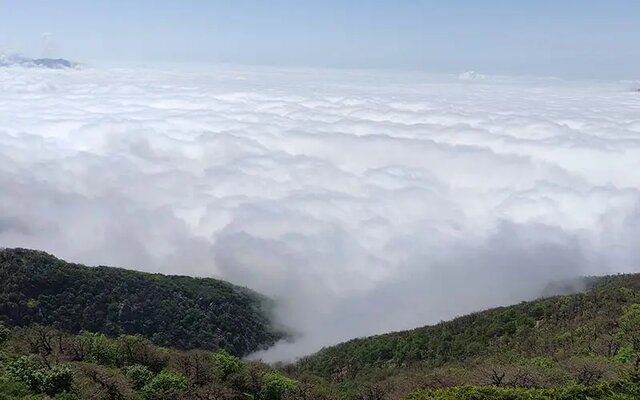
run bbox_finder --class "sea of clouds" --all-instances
[1,64,639,360]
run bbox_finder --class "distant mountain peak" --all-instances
[0,52,78,69]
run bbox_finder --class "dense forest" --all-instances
[4,248,640,399]
[0,248,283,356]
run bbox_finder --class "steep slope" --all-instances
[297,274,640,381]
[0,248,283,356]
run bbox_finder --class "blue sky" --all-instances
[0,0,638,79]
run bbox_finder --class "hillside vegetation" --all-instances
[0,325,315,400]
[3,325,640,400]
[0,248,283,356]
[4,247,640,399]
[295,273,640,397]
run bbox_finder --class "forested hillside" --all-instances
[0,248,283,357]
[4,247,640,399]
[3,325,640,400]
[0,325,311,400]
[295,273,640,397]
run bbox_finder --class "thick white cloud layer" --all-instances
[1,65,640,360]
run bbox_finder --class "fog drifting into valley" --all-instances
[1,64,640,360]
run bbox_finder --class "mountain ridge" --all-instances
[0,53,77,69]
[0,247,284,357]
[294,272,640,392]
[2,247,640,399]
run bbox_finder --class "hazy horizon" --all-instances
[1,0,640,80]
